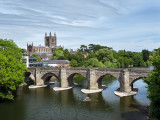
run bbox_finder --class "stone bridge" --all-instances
[26,67,152,93]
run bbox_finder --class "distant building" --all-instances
[27,32,61,60]
[22,55,37,67]
[28,60,70,68]
[22,56,29,67]
[69,49,77,54]
[82,52,88,58]
[29,61,48,67]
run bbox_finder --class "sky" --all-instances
[0,0,160,52]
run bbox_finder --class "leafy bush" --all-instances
[0,39,27,100]
[144,48,160,119]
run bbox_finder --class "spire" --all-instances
[32,42,33,46]
[45,32,47,37]
[54,32,56,36]
[49,32,52,36]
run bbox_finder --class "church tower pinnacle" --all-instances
[45,32,57,48]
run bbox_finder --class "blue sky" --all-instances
[0,0,160,51]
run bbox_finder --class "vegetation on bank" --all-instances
[31,53,42,61]
[52,44,152,68]
[0,39,27,101]
[144,48,160,119]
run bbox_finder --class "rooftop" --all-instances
[43,60,70,64]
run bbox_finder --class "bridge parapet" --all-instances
[128,69,152,73]
[128,69,152,85]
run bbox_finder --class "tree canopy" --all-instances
[142,49,150,62]
[144,48,160,119]
[0,39,27,100]
[51,44,152,68]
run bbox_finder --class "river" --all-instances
[0,67,152,120]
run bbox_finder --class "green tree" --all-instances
[84,58,105,68]
[32,53,41,61]
[73,52,85,66]
[133,53,144,67]
[21,48,25,53]
[142,49,150,62]
[117,57,125,68]
[80,45,88,52]
[70,59,78,67]
[87,51,96,59]
[96,48,114,63]
[104,61,114,68]
[112,50,118,59]
[118,50,126,57]
[64,49,71,60]
[88,44,112,52]
[0,39,27,100]
[52,48,64,60]
[144,48,160,119]
[117,57,133,68]
[126,51,134,58]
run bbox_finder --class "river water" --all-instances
[0,67,152,120]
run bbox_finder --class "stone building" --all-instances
[27,32,61,60]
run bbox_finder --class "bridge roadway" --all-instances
[26,67,152,93]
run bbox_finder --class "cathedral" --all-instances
[27,32,61,60]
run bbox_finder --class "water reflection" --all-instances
[0,87,26,120]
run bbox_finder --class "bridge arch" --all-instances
[97,74,119,89]
[67,73,86,87]
[130,76,146,86]
[41,72,59,85]
[24,72,35,83]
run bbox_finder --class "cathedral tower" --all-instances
[45,32,57,48]
[27,42,33,56]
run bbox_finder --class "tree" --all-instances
[70,59,78,67]
[21,48,25,53]
[64,49,71,60]
[32,53,41,61]
[118,50,126,57]
[73,52,85,66]
[117,57,133,68]
[126,51,134,58]
[144,48,160,119]
[104,61,114,68]
[96,48,114,63]
[84,58,105,68]
[132,53,144,67]
[112,50,118,59]
[0,39,27,100]
[87,51,96,59]
[117,57,125,68]
[52,48,64,60]
[142,49,150,62]
[88,44,112,52]
[80,45,88,52]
